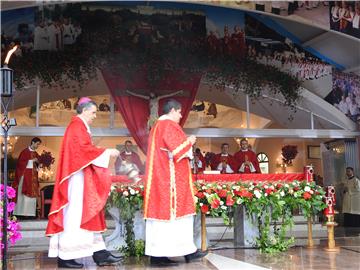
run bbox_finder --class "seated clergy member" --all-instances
[115,140,144,174]
[210,143,236,173]
[234,138,261,173]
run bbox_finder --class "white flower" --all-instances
[264,185,269,189]
[289,189,294,194]
[220,201,224,205]
[202,186,206,190]
[284,184,289,188]
[135,190,139,194]
[139,185,144,189]
[129,188,136,195]
[123,191,129,197]
[304,186,311,192]
[221,206,227,210]
[264,193,268,197]
[310,190,314,194]
[280,191,285,197]
[199,202,203,206]
[254,190,262,198]
[293,192,298,198]
[194,197,198,203]
[110,185,115,191]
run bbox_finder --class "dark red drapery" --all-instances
[101,69,201,154]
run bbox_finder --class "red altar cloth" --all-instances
[111,173,305,184]
[193,173,305,182]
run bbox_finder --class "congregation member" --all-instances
[99,98,111,112]
[342,167,360,227]
[144,99,207,267]
[234,138,261,173]
[13,137,42,218]
[46,97,122,268]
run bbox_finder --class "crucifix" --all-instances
[126,90,183,128]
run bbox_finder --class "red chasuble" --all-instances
[120,151,144,173]
[13,148,40,201]
[234,150,261,173]
[46,116,111,236]
[210,153,236,172]
[194,153,206,174]
[144,118,196,220]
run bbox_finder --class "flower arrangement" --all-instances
[281,145,298,165]
[108,185,145,258]
[38,150,55,170]
[0,185,22,252]
[194,180,326,253]
[108,180,326,254]
[195,182,235,225]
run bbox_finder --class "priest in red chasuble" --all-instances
[191,147,206,174]
[234,138,261,174]
[13,137,42,218]
[115,140,144,174]
[46,98,122,268]
[144,99,207,267]
[210,143,236,173]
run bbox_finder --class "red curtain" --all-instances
[101,69,201,154]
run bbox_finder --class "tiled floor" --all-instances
[7,229,360,270]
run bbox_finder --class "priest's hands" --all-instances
[189,135,196,145]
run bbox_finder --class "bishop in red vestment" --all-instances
[46,98,121,268]
[234,139,261,174]
[144,99,206,266]
[13,137,41,217]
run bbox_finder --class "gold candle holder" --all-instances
[201,213,207,251]
[323,215,340,252]
[307,216,315,248]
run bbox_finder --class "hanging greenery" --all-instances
[5,3,301,111]
[107,185,145,258]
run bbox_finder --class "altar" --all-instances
[106,169,317,252]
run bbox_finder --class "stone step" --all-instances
[17,219,116,230]
[205,224,327,241]
[17,215,316,229]
[12,215,327,251]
